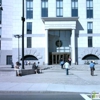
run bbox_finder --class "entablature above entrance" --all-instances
[42,17,79,30]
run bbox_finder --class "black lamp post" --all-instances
[14,35,22,62]
[21,0,25,69]
[0,6,3,10]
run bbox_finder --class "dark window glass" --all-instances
[0,27,1,38]
[27,22,32,34]
[86,0,93,18]
[0,40,1,50]
[87,22,93,34]
[56,0,63,17]
[27,37,31,48]
[26,0,33,19]
[0,0,2,4]
[82,54,99,60]
[0,9,2,24]
[41,0,48,17]
[88,37,92,47]
[71,0,78,17]
[72,9,78,17]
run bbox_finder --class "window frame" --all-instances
[27,22,32,34]
[86,0,93,18]
[71,0,78,17]
[41,0,48,17]
[88,37,92,47]
[56,0,63,17]
[27,37,32,48]
[87,22,93,34]
[26,0,33,19]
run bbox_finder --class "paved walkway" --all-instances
[0,65,100,93]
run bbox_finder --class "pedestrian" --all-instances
[60,58,64,69]
[64,60,69,75]
[32,62,37,74]
[68,57,72,66]
[89,61,95,76]
[36,62,41,73]
[15,62,22,76]
[11,62,14,68]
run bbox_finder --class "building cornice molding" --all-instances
[42,17,79,22]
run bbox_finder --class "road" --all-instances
[0,92,85,100]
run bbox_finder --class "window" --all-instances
[71,0,78,17]
[86,0,93,18]
[56,0,63,17]
[0,0,2,4]
[26,0,33,19]
[27,22,32,34]
[87,22,93,33]
[0,27,1,37]
[41,0,48,17]
[27,37,31,48]
[0,0,2,24]
[0,40,1,50]
[27,22,32,48]
[88,37,92,47]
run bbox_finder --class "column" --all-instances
[71,29,75,64]
[45,30,48,65]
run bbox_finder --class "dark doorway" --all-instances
[48,30,71,64]
[6,55,12,65]
[82,54,99,60]
[21,55,38,60]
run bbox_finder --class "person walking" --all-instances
[32,62,37,74]
[89,61,95,76]
[64,60,69,75]
[36,62,41,73]
[68,57,72,66]
[60,58,64,69]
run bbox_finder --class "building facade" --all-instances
[0,0,100,65]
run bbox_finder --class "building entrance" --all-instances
[48,30,71,65]
[51,52,69,64]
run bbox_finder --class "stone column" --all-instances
[71,29,75,64]
[45,30,48,65]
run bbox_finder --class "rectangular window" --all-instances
[56,0,63,17]
[26,0,33,19]
[0,0,2,24]
[88,37,92,47]
[71,0,78,17]
[86,0,93,18]
[0,27,1,37]
[87,22,93,34]
[0,40,1,50]
[27,37,31,48]
[27,22,32,34]
[0,0,2,4]
[41,0,48,17]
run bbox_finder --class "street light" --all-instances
[21,0,25,69]
[14,35,22,62]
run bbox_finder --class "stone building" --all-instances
[0,0,100,65]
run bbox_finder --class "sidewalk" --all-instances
[0,65,100,93]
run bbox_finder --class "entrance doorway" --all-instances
[48,30,71,64]
[51,52,69,64]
